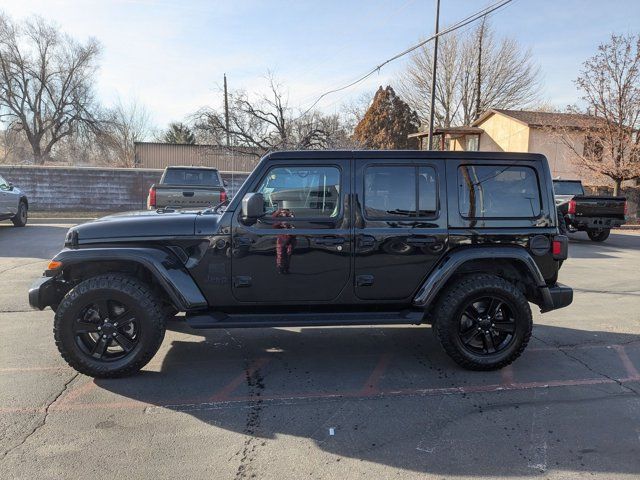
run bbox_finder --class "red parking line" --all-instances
[3,374,639,415]
[501,364,515,385]
[613,345,640,379]
[210,357,271,401]
[360,353,392,395]
[59,379,97,406]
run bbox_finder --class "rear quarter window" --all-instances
[458,165,541,218]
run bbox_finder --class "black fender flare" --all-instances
[412,246,553,311]
[52,247,208,311]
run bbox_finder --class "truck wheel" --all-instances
[54,274,166,378]
[432,274,532,371]
[587,228,610,242]
[11,201,27,227]
[556,208,568,235]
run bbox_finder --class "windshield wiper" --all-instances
[201,199,229,215]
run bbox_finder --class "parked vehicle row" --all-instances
[30,151,572,378]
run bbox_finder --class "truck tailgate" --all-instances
[573,196,626,218]
[155,186,223,208]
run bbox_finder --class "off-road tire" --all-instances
[587,228,610,242]
[432,274,532,371]
[11,201,27,227]
[54,274,166,378]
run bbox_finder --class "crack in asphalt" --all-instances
[0,260,46,275]
[0,372,79,460]
[572,288,640,297]
[533,334,640,397]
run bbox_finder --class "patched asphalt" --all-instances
[1,221,639,479]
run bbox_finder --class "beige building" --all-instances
[134,142,261,172]
[410,109,605,181]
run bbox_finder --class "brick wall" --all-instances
[0,165,249,212]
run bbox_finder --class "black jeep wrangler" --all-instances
[29,151,572,378]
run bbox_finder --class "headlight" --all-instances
[64,229,78,247]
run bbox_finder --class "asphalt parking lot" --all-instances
[1,222,639,479]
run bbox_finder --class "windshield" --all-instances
[163,169,221,186]
[553,181,584,196]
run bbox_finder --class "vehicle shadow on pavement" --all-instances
[96,323,640,477]
[0,224,70,259]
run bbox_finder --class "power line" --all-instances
[295,0,514,119]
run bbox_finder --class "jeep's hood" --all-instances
[71,210,218,242]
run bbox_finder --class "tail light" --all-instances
[148,186,156,208]
[567,199,576,214]
[220,190,228,203]
[624,200,628,216]
[552,235,568,260]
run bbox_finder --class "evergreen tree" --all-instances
[353,86,419,149]
[164,122,196,144]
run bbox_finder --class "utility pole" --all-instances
[223,73,230,148]
[474,18,485,121]
[427,0,440,150]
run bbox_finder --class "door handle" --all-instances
[357,235,376,248]
[406,235,437,246]
[314,237,345,246]
[183,191,195,197]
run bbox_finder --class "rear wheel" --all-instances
[54,274,166,378]
[11,201,27,227]
[587,228,610,242]
[432,274,532,371]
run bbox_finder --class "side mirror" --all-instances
[241,192,265,220]
[7,182,13,191]
[223,179,228,187]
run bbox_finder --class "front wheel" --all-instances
[587,228,610,242]
[11,201,27,227]
[54,274,166,378]
[432,274,532,371]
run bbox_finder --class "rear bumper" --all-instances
[540,283,573,313]
[28,276,57,310]
[567,215,625,229]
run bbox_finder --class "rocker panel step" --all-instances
[185,310,424,329]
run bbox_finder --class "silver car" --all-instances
[0,174,28,227]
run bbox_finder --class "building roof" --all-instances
[409,126,484,138]
[473,109,607,130]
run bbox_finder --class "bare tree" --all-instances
[397,20,542,127]
[550,35,640,195]
[0,14,102,164]
[193,74,354,156]
[102,98,151,167]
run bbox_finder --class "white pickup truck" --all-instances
[147,166,227,210]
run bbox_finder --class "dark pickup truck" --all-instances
[29,151,572,378]
[553,179,626,242]
[147,166,227,210]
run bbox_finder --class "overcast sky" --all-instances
[2,0,639,129]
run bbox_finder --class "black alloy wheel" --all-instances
[73,298,140,361]
[457,296,516,356]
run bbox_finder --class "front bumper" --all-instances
[540,283,573,313]
[28,276,58,310]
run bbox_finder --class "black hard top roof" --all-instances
[264,150,546,162]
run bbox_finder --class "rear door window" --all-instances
[458,165,541,218]
[364,165,438,219]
